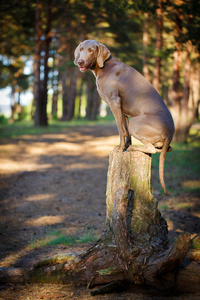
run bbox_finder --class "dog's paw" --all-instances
[114,145,124,152]
[127,145,135,152]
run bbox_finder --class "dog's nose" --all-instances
[78,59,85,67]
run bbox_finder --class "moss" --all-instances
[34,254,75,268]
[191,235,200,249]
[97,264,118,276]
[131,218,149,234]
[29,267,66,284]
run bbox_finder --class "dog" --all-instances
[74,39,175,194]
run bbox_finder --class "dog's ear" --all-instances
[97,43,111,68]
[74,42,82,66]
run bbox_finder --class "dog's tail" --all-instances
[159,137,172,194]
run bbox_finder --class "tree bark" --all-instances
[153,0,163,93]
[34,0,52,126]
[171,44,199,143]
[61,70,68,121]
[142,13,150,82]
[171,1,183,142]
[42,0,52,126]
[86,74,100,120]
[180,41,192,142]
[66,68,78,121]
[77,76,84,119]
[86,74,93,120]
[192,55,200,119]
[91,88,100,120]
[51,44,59,119]
[34,0,42,126]
[52,85,58,119]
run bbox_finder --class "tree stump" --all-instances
[29,149,192,290]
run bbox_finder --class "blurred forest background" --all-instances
[0,3,200,298]
[0,0,200,142]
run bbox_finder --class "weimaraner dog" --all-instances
[74,39,175,194]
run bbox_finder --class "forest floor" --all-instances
[0,123,200,300]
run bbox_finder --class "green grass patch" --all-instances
[151,135,200,195]
[160,204,169,210]
[175,203,193,210]
[0,116,115,139]
[28,227,98,249]
[191,235,200,249]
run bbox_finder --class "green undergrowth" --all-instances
[28,227,98,250]
[0,116,115,139]
[151,130,200,196]
[190,235,200,249]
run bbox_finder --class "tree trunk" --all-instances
[51,53,58,119]
[52,87,58,119]
[91,88,100,120]
[171,48,182,143]
[86,74,100,120]
[29,150,192,291]
[86,74,93,120]
[192,55,200,119]
[66,68,78,121]
[153,0,163,93]
[187,52,200,133]
[34,0,42,127]
[34,0,52,127]
[9,87,16,124]
[77,76,84,119]
[180,41,192,142]
[61,70,68,121]
[42,0,52,126]
[171,1,182,142]
[142,13,150,82]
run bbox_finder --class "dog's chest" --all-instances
[96,80,109,105]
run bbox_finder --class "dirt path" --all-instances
[0,124,199,299]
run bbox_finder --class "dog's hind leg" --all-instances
[128,115,161,154]
[127,140,157,154]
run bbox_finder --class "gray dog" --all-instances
[74,39,175,194]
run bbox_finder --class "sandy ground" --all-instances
[0,124,199,300]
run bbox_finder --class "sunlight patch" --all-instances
[26,194,53,202]
[53,142,82,151]
[183,180,200,189]
[0,250,26,268]
[25,215,65,226]
[65,162,104,170]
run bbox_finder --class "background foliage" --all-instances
[0,0,199,142]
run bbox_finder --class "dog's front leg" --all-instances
[123,115,131,149]
[109,96,128,151]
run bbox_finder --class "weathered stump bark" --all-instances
[29,150,192,290]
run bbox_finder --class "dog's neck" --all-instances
[92,55,113,78]
[100,55,113,69]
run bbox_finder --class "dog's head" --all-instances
[74,39,111,72]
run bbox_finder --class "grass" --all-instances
[151,128,200,196]
[28,227,98,249]
[191,235,200,249]
[160,204,169,211]
[0,116,115,139]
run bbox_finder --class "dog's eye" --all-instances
[88,48,94,53]
[80,47,83,51]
